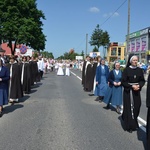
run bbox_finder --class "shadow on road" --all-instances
[19,95,30,103]
[31,82,43,89]
[3,104,24,115]
[118,116,147,149]
[137,128,147,150]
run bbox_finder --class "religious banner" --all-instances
[89,52,100,58]
[15,48,33,56]
[136,38,140,52]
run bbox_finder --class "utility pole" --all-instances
[126,0,130,61]
[85,33,88,58]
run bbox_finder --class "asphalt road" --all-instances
[0,70,147,150]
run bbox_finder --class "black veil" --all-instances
[126,53,135,68]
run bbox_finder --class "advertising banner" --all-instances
[75,56,83,60]
[131,40,135,52]
[136,39,140,52]
[141,37,147,51]
[127,42,130,52]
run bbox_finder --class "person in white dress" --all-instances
[54,61,59,72]
[65,61,70,76]
[57,61,64,76]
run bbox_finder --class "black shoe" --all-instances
[103,104,110,109]
[116,108,121,114]
[95,97,99,101]
[127,129,132,133]
[9,100,14,105]
[99,100,102,103]
[88,94,94,96]
[0,111,3,117]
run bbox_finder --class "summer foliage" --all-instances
[0,0,46,55]
[89,24,110,57]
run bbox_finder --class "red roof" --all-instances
[1,43,27,55]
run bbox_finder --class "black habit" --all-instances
[6,63,23,99]
[146,74,150,149]
[84,63,94,92]
[121,67,145,131]
[20,62,31,94]
[82,60,87,88]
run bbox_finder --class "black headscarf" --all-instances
[126,53,135,68]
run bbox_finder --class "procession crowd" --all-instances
[0,53,150,149]
[0,54,81,117]
[81,54,150,149]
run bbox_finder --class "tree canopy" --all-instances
[0,0,46,55]
[89,24,110,54]
[57,49,84,60]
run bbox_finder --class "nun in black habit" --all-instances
[6,55,23,103]
[146,73,150,149]
[82,56,90,90]
[84,57,94,92]
[121,53,145,133]
[20,56,31,94]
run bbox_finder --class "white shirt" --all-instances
[115,69,119,75]
[37,60,45,71]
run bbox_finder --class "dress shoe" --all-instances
[88,94,94,96]
[127,129,132,133]
[95,97,99,101]
[116,108,121,114]
[103,104,110,109]
[9,100,14,105]
[99,100,102,103]
[0,112,3,118]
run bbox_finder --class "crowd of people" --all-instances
[81,54,150,149]
[0,53,150,148]
[0,54,49,117]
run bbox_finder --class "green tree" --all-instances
[92,46,98,52]
[40,51,54,58]
[63,52,69,59]
[101,31,110,58]
[81,50,84,57]
[69,52,79,60]
[89,24,103,51]
[0,0,46,55]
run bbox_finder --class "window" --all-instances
[118,48,121,56]
[111,48,117,56]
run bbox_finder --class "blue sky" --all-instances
[37,0,150,58]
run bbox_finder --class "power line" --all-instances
[74,37,86,50]
[100,0,127,27]
[75,0,128,53]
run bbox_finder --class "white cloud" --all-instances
[103,12,119,17]
[89,7,100,13]
[113,12,119,17]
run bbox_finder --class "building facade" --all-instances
[107,42,125,63]
[127,27,150,63]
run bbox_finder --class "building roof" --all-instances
[1,43,27,55]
